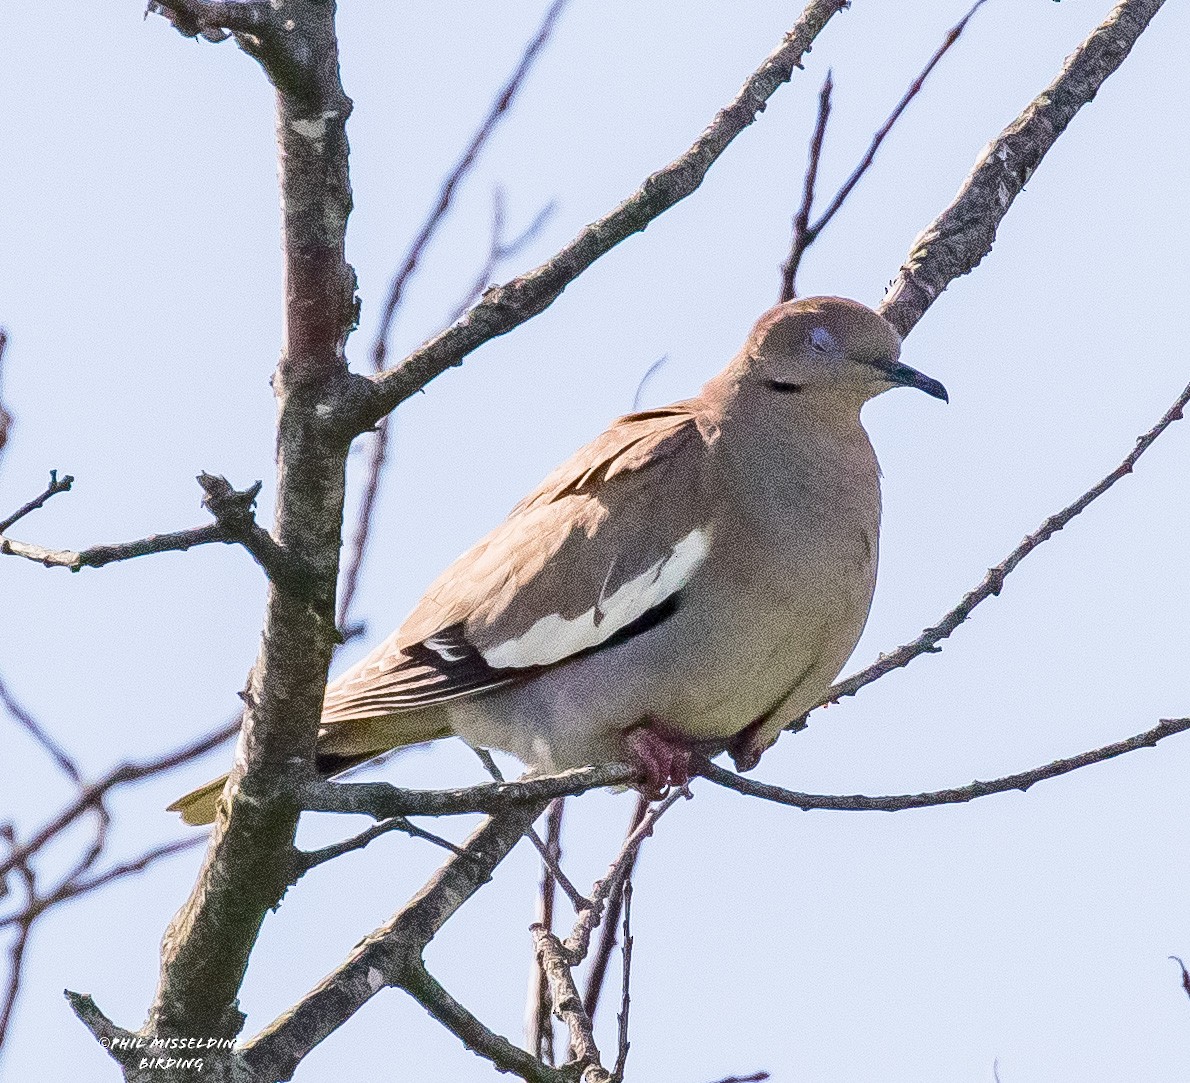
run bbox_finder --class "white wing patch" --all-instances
[481,527,711,669]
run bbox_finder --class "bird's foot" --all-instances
[623,720,692,800]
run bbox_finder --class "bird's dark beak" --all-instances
[868,357,949,402]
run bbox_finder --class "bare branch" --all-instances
[582,795,647,1023]
[0,470,73,534]
[534,925,609,1082]
[813,0,987,242]
[699,717,1190,812]
[443,190,559,329]
[2,837,203,932]
[0,716,239,883]
[782,0,987,300]
[240,804,547,1079]
[292,816,470,879]
[0,473,302,587]
[403,959,568,1083]
[823,376,1190,707]
[475,750,591,910]
[879,0,1168,337]
[345,0,851,431]
[0,860,34,1050]
[779,70,832,302]
[565,791,683,963]
[529,798,566,1064]
[611,881,632,1083]
[0,670,82,785]
[0,329,12,462]
[301,762,637,819]
[371,0,572,370]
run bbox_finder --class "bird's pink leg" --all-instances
[622,718,693,800]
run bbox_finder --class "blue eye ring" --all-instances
[807,326,837,354]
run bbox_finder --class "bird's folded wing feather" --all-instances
[320,404,716,723]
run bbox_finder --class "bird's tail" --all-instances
[167,711,453,826]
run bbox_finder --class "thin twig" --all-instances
[371,0,570,370]
[339,0,566,635]
[0,716,240,882]
[0,854,35,1051]
[529,798,566,1064]
[823,377,1190,707]
[443,189,559,328]
[0,837,203,931]
[566,790,683,962]
[0,328,12,462]
[0,473,298,585]
[782,0,987,300]
[779,70,832,302]
[583,795,647,1022]
[699,717,1190,812]
[293,816,469,878]
[0,470,73,534]
[474,750,591,908]
[611,880,632,1083]
[0,671,83,785]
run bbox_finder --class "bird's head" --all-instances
[738,296,947,406]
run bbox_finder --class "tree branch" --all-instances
[878,0,1168,337]
[342,0,850,432]
[781,0,987,300]
[822,376,1190,707]
[0,328,12,463]
[144,0,361,1046]
[0,472,305,588]
[0,470,73,534]
[240,802,546,1080]
[403,959,570,1083]
[582,796,647,1024]
[698,717,1190,812]
[301,762,637,819]
[0,717,239,883]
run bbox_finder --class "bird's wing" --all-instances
[320,404,716,723]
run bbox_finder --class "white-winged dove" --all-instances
[171,296,946,824]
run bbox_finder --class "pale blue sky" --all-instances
[2,2,1189,1080]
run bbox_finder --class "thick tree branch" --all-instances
[698,717,1190,812]
[240,803,546,1080]
[878,0,1167,337]
[341,0,850,432]
[144,0,360,1048]
[823,376,1190,706]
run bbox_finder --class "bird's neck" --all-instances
[701,377,883,546]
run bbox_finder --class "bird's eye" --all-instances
[807,326,837,354]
